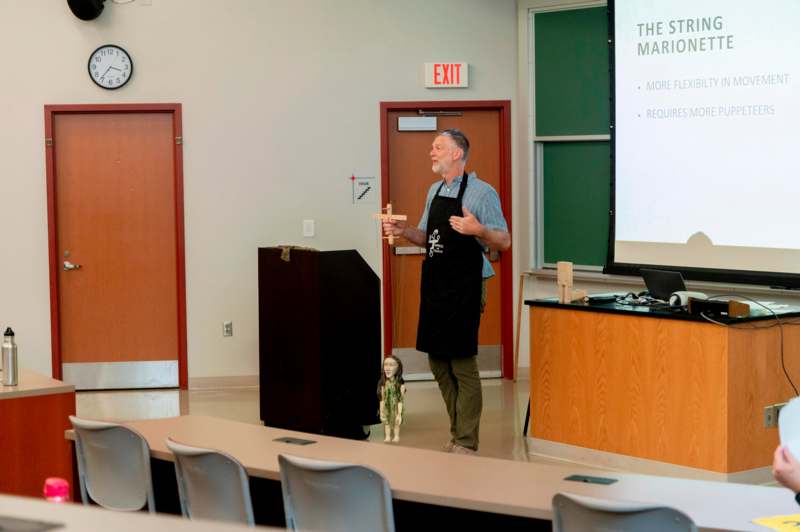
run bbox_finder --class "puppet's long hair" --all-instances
[377,355,405,398]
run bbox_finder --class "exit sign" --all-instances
[424,63,469,88]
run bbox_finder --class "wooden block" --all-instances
[557,262,575,303]
[556,261,573,287]
[569,289,588,303]
[728,300,750,318]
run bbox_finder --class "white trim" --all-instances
[529,267,644,286]
[534,134,610,142]
[189,375,259,390]
[519,0,605,12]
[523,8,537,270]
[405,370,502,382]
[527,437,774,484]
[542,263,604,272]
[533,143,544,268]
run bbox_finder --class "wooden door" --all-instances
[381,103,512,378]
[45,105,187,390]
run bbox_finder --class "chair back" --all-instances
[165,438,255,526]
[69,416,155,512]
[278,454,395,532]
[552,492,697,532]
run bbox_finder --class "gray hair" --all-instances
[438,129,470,161]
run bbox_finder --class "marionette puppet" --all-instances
[378,355,407,443]
[372,203,408,246]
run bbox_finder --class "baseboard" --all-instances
[405,370,502,381]
[527,437,774,485]
[188,375,259,390]
[393,345,503,380]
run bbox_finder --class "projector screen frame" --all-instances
[602,0,800,289]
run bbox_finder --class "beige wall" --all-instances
[0,0,519,378]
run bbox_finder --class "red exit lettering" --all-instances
[433,63,462,85]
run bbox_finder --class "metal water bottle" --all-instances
[2,327,18,386]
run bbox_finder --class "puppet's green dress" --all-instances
[382,379,403,424]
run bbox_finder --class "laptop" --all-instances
[640,268,687,302]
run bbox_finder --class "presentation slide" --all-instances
[613,0,800,275]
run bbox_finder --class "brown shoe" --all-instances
[451,444,477,455]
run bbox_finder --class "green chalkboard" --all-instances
[535,7,610,135]
[534,6,611,267]
[543,142,610,266]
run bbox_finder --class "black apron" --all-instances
[416,173,484,359]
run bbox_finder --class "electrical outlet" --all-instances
[775,402,788,423]
[303,219,315,237]
[223,321,233,337]
[764,405,777,428]
[765,402,788,428]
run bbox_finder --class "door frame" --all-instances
[44,103,188,389]
[379,100,513,378]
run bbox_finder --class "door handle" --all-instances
[63,260,82,271]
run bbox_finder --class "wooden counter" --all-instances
[67,414,799,531]
[1,368,75,497]
[527,301,800,474]
[0,367,74,399]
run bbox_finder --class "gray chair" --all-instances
[165,438,255,526]
[278,453,395,532]
[552,492,697,532]
[69,416,155,512]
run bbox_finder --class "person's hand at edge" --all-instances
[774,445,800,494]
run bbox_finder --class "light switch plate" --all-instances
[303,219,315,237]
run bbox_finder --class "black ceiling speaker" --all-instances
[67,0,106,21]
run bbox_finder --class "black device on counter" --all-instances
[564,474,618,485]
[640,268,687,302]
[585,294,618,305]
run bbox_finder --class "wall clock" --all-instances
[88,44,133,90]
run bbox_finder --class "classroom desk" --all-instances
[0,493,277,531]
[1,368,75,497]
[67,414,800,531]
[526,298,800,476]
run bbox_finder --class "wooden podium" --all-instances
[258,247,380,438]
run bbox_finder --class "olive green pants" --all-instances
[428,355,482,451]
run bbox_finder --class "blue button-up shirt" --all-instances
[417,172,508,278]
